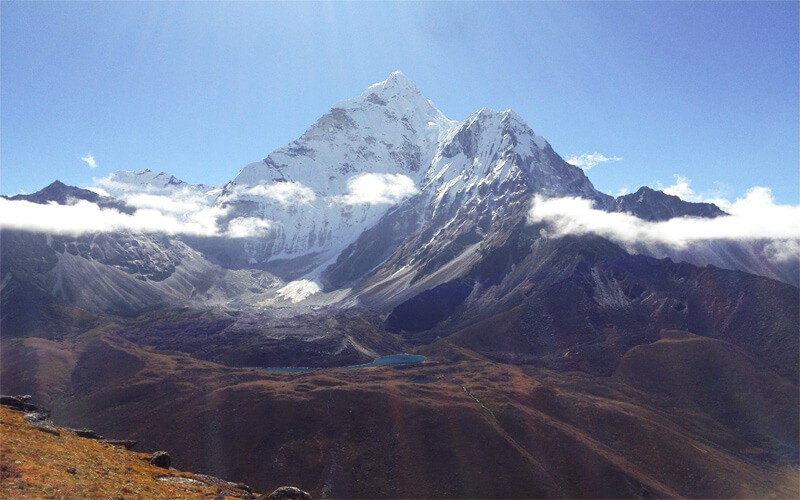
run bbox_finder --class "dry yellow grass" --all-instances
[0,406,252,499]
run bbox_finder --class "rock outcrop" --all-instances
[267,486,312,500]
[149,451,172,469]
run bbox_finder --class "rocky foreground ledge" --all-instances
[0,395,311,499]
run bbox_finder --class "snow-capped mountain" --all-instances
[206,72,609,273]
[422,107,605,207]
[93,73,710,277]
[213,71,457,265]
[318,103,612,296]
[77,71,795,293]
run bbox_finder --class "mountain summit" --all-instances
[231,71,453,186]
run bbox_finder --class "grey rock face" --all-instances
[267,486,312,500]
[612,186,726,221]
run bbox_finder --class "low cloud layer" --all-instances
[124,192,207,215]
[1,170,419,239]
[334,173,418,205]
[528,187,800,262]
[0,197,271,239]
[565,152,622,170]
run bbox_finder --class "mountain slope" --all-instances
[0,403,265,498]
[1,333,796,498]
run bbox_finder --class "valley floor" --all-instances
[2,328,798,499]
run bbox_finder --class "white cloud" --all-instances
[124,193,205,215]
[0,197,272,239]
[81,154,98,169]
[527,187,800,262]
[659,174,693,199]
[4,174,326,239]
[232,182,316,205]
[615,186,630,197]
[226,217,272,238]
[0,198,213,237]
[333,173,418,205]
[565,152,622,170]
[91,176,143,195]
[657,175,732,210]
[88,177,239,229]
[764,239,800,263]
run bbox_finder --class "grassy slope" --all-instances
[0,406,254,499]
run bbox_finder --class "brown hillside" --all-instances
[0,405,259,499]
[2,330,798,498]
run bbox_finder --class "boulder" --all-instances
[267,486,312,500]
[0,395,42,413]
[22,407,59,436]
[74,428,103,439]
[0,395,28,411]
[32,423,60,436]
[149,451,171,469]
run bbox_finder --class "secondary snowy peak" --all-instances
[93,169,216,198]
[422,106,605,216]
[90,169,221,205]
[431,108,549,165]
[467,108,548,148]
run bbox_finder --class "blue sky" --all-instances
[2,1,798,204]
